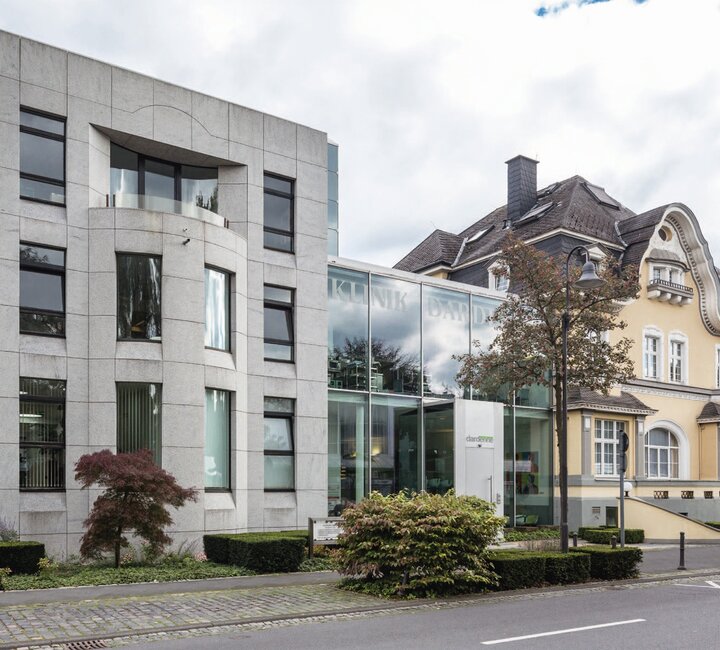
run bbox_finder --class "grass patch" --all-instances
[3,559,253,591]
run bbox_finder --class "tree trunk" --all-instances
[114,529,121,568]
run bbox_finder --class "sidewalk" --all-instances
[1,545,719,649]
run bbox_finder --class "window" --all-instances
[205,267,230,350]
[264,397,294,490]
[646,429,679,478]
[19,244,65,336]
[19,378,65,490]
[488,263,509,293]
[205,389,230,490]
[494,274,509,292]
[652,267,663,282]
[264,285,294,361]
[110,143,218,213]
[19,108,65,205]
[643,335,659,379]
[116,383,162,465]
[264,174,294,252]
[669,339,685,383]
[716,347,720,389]
[595,419,625,476]
[117,254,162,341]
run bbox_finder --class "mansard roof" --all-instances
[395,175,637,273]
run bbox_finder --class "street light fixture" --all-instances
[560,246,605,552]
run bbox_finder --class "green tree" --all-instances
[75,449,198,568]
[456,236,638,535]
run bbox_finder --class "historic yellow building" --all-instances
[397,156,720,531]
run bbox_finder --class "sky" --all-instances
[2,0,720,267]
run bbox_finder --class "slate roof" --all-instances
[566,387,656,415]
[698,401,720,423]
[395,176,638,273]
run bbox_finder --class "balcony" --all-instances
[110,193,226,228]
[647,278,693,305]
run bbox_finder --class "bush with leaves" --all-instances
[335,491,505,598]
[75,449,198,568]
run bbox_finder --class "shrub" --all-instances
[544,552,590,584]
[489,550,590,589]
[580,528,644,544]
[0,517,19,542]
[503,528,560,542]
[571,545,643,579]
[335,491,505,598]
[488,551,546,590]
[0,541,45,574]
[227,534,306,573]
[705,522,720,531]
[203,534,234,564]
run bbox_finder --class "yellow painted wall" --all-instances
[625,497,720,541]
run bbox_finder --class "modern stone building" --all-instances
[0,31,331,557]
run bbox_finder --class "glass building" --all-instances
[327,261,553,524]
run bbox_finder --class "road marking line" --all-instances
[481,619,646,645]
[675,581,720,590]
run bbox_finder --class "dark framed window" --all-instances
[264,285,294,361]
[110,143,218,213]
[264,397,294,491]
[19,107,66,205]
[205,267,230,351]
[117,382,162,465]
[117,254,162,341]
[205,388,231,490]
[19,378,65,491]
[19,243,65,336]
[263,173,294,252]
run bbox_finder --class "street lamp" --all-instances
[560,246,605,552]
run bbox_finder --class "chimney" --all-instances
[505,155,538,224]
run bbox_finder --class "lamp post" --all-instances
[561,246,605,552]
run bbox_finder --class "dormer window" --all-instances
[488,262,509,293]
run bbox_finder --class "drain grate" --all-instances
[64,640,109,650]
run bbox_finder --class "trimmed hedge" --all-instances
[0,541,45,574]
[488,551,590,590]
[705,522,720,531]
[571,545,643,579]
[580,528,644,544]
[204,532,308,573]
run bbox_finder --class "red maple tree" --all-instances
[75,449,198,568]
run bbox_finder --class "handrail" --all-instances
[647,278,693,294]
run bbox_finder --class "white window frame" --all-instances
[594,419,625,477]
[668,331,688,385]
[649,263,684,285]
[488,262,509,293]
[645,429,679,479]
[642,326,663,381]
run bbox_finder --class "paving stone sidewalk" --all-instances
[0,582,375,648]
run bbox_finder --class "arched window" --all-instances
[646,429,679,478]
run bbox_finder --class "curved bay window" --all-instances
[19,378,65,490]
[116,382,162,465]
[19,244,65,336]
[117,254,162,341]
[646,428,679,479]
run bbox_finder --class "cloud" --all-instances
[1,0,720,270]
[536,0,646,18]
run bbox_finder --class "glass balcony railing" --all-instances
[111,193,226,227]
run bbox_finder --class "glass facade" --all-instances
[327,263,553,522]
[327,143,339,255]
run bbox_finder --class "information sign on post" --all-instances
[308,517,343,557]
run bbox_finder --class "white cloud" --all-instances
[3,0,720,266]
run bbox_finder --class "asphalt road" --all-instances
[130,574,720,650]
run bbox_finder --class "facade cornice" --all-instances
[622,380,717,402]
[567,403,656,416]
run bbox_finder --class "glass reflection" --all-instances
[182,166,218,213]
[327,267,369,390]
[422,286,469,397]
[205,389,229,489]
[513,407,552,525]
[370,396,421,494]
[205,268,229,350]
[145,159,175,201]
[20,132,64,182]
[370,276,420,395]
[328,391,368,515]
[110,144,138,196]
[117,255,162,340]
[424,401,454,494]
